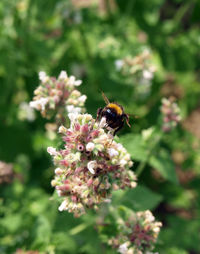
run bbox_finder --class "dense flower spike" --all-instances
[160,97,181,132]
[115,50,156,98]
[108,210,162,254]
[29,71,86,125]
[48,114,136,217]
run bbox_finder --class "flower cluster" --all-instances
[30,71,86,126]
[160,97,181,132]
[48,114,136,217]
[0,161,14,184]
[108,210,162,254]
[18,102,36,122]
[115,50,156,98]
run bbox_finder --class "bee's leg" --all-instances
[113,121,124,136]
[96,108,103,122]
[124,113,131,127]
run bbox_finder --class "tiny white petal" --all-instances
[58,200,68,211]
[68,76,75,86]
[58,125,67,134]
[74,80,82,86]
[68,113,78,123]
[66,105,75,113]
[39,98,49,110]
[58,70,67,80]
[78,95,87,103]
[30,97,48,111]
[29,101,38,109]
[99,117,107,128]
[115,59,124,71]
[57,190,62,196]
[47,146,58,156]
[39,71,47,82]
[107,148,119,157]
[116,143,123,151]
[143,69,153,80]
[118,242,128,254]
[87,160,97,174]
[119,159,127,166]
[67,105,82,114]
[55,168,63,175]
[86,142,95,152]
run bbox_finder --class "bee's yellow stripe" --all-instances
[107,103,123,115]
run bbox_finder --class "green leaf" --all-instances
[150,149,178,184]
[113,185,163,211]
[52,232,76,252]
[31,216,51,249]
[119,134,148,161]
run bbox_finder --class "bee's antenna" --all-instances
[124,114,131,127]
[100,90,110,105]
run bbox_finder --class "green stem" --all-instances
[136,132,163,177]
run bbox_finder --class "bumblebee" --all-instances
[96,92,131,136]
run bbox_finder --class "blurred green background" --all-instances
[1,0,200,253]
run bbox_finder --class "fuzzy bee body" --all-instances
[97,94,130,136]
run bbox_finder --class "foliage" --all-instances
[1,0,200,253]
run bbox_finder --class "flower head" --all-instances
[30,70,86,125]
[107,210,162,254]
[48,114,136,217]
[115,50,156,98]
[160,97,181,132]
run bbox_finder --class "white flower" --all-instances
[115,59,124,71]
[58,125,67,134]
[74,79,82,86]
[153,225,161,233]
[116,143,123,151]
[66,105,82,114]
[142,127,154,141]
[29,97,48,111]
[143,69,153,80]
[87,160,97,174]
[86,142,95,152]
[47,147,58,156]
[118,242,128,254]
[99,117,107,128]
[18,102,35,121]
[119,159,127,166]
[78,95,87,103]
[58,200,68,211]
[39,71,48,83]
[68,76,75,86]
[68,76,82,87]
[58,70,67,80]
[107,148,119,157]
[68,112,78,123]
[145,210,155,223]
[55,168,63,175]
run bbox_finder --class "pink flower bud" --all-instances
[81,124,89,133]
[77,144,85,151]
[74,123,80,131]
[87,178,93,186]
[71,195,77,202]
